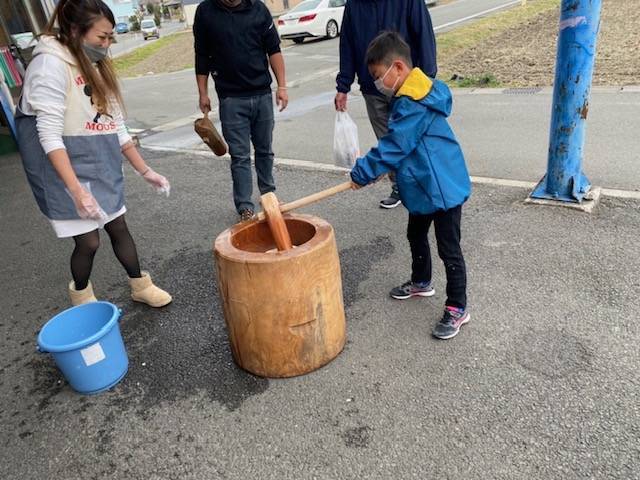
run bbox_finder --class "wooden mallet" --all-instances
[258,181,353,252]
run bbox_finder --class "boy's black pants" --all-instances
[407,205,467,309]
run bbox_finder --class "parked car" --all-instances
[115,22,129,34]
[277,0,346,44]
[140,19,160,41]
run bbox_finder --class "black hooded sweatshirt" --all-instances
[193,0,281,98]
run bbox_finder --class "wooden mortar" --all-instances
[213,181,352,377]
[214,214,346,377]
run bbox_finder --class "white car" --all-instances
[140,19,160,41]
[277,0,346,44]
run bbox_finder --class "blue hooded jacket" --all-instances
[337,0,437,96]
[351,69,471,215]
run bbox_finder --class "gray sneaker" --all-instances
[432,306,471,340]
[380,187,401,209]
[390,281,435,300]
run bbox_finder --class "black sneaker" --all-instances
[239,209,255,222]
[390,281,435,300]
[432,306,471,340]
[379,187,401,209]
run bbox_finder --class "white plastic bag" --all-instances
[333,112,360,168]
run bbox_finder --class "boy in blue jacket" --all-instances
[350,32,472,340]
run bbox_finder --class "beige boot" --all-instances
[129,271,172,308]
[69,281,98,306]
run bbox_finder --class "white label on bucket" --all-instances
[80,342,106,367]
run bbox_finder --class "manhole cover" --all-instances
[503,87,543,95]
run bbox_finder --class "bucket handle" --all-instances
[36,308,123,354]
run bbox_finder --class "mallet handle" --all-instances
[257,181,352,221]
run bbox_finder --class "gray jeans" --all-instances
[363,93,396,188]
[219,93,276,213]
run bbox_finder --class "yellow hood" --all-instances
[395,68,433,101]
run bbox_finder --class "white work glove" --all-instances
[72,186,108,221]
[142,168,171,197]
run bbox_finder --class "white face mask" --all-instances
[374,64,399,98]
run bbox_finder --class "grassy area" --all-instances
[450,74,500,88]
[437,0,559,56]
[113,31,193,77]
[436,0,561,87]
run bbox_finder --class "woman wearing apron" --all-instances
[16,0,172,308]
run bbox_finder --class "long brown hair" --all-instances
[44,0,123,115]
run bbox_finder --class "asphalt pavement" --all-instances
[2,0,639,477]
[136,69,640,192]
[1,149,639,479]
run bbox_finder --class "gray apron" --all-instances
[15,107,125,221]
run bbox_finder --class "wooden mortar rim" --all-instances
[213,213,334,264]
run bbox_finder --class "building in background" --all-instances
[135,0,185,21]
[0,1,54,47]
[263,0,303,15]
[1,1,139,43]
[0,1,56,154]
[164,1,186,21]
[104,0,137,24]
[182,0,201,27]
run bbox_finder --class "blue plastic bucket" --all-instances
[37,302,128,395]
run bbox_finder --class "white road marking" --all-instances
[433,0,524,32]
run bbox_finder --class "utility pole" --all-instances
[530,0,602,205]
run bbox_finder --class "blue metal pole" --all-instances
[531,0,602,203]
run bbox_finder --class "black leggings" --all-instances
[71,215,141,290]
[407,206,467,309]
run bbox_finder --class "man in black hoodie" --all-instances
[335,0,436,210]
[194,0,288,221]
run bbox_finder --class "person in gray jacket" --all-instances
[335,0,437,209]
